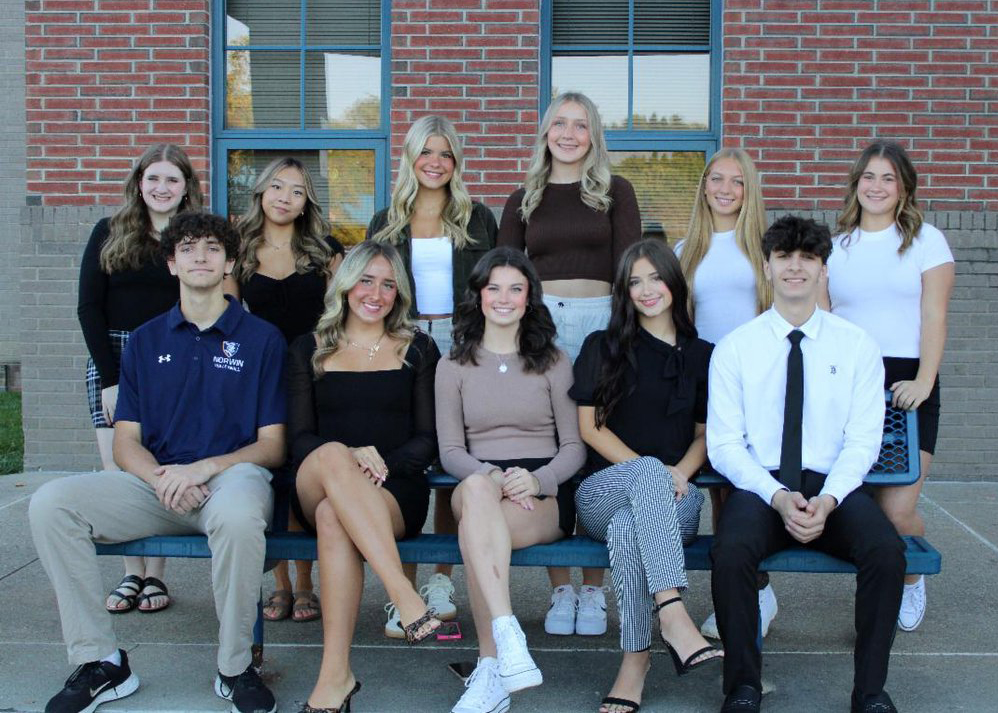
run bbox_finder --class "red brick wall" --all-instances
[25,0,210,207]
[723,0,998,211]
[390,0,539,207]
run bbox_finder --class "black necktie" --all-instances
[779,330,805,493]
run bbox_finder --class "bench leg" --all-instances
[252,598,264,669]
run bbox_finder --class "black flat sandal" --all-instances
[653,596,723,677]
[106,574,143,613]
[402,608,439,645]
[299,681,361,713]
[600,696,640,713]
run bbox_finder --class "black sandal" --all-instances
[106,574,143,613]
[401,608,439,645]
[137,576,171,613]
[653,596,723,677]
[299,681,361,713]
[601,696,640,713]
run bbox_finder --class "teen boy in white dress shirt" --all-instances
[706,215,905,713]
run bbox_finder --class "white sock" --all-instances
[101,650,121,667]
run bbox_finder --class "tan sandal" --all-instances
[292,590,321,623]
[262,589,292,621]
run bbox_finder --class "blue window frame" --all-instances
[210,0,391,243]
[541,0,722,241]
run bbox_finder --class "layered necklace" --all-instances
[347,332,386,361]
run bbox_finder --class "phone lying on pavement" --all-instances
[436,621,462,640]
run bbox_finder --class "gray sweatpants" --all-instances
[29,462,273,676]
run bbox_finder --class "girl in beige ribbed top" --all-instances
[436,247,585,712]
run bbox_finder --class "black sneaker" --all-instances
[44,649,139,713]
[214,665,277,713]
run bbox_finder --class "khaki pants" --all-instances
[29,463,273,676]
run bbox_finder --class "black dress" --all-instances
[287,330,440,538]
[240,235,345,345]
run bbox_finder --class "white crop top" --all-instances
[676,230,758,345]
[827,223,953,359]
[411,237,454,315]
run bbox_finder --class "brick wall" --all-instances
[0,2,26,365]
[389,0,539,206]
[723,0,997,212]
[25,0,211,207]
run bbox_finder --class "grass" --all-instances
[0,391,23,475]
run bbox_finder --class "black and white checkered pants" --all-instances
[85,329,131,428]
[575,456,704,652]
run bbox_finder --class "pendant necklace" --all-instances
[497,354,509,373]
[263,236,291,250]
[347,332,386,361]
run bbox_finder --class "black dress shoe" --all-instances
[851,690,897,713]
[720,684,762,712]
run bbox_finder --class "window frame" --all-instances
[209,0,391,213]
[540,0,722,154]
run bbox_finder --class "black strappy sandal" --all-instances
[653,596,723,676]
[402,608,439,645]
[106,574,143,613]
[136,576,171,613]
[299,681,361,713]
[600,696,640,713]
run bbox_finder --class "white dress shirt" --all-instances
[707,306,885,506]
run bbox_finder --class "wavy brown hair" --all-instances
[233,157,333,283]
[837,140,923,254]
[679,148,771,316]
[99,143,203,272]
[593,239,696,428]
[450,247,560,375]
[310,241,414,377]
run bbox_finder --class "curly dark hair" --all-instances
[762,215,832,264]
[160,212,241,261]
[450,246,560,374]
[593,239,697,428]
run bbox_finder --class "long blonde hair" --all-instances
[233,157,333,282]
[311,241,415,376]
[100,143,203,272]
[371,115,474,249]
[837,140,923,254]
[679,148,771,315]
[519,92,612,222]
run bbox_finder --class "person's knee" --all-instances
[28,480,71,530]
[206,493,269,540]
[858,533,906,575]
[313,498,343,540]
[312,442,354,480]
[453,472,498,512]
[710,532,758,573]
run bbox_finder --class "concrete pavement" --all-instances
[1,473,995,712]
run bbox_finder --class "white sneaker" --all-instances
[421,572,458,621]
[575,585,608,636]
[543,584,577,635]
[699,611,720,639]
[492,615,542,693]
[758,583,778,637]
[700,584,777,640]
[898,576,926,631]
[451,657,511,713]
[384,602,404,639]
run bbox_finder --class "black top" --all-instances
[77,217,180,387]
[570,328,713,475]
[287,329,440,480]
[365,201,498,316]
[241,234,345,345]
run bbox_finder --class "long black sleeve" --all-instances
[77,219,116,385]
[383,333,440,478]
[286,334,328,469]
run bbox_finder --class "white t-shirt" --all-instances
[827,223,953,359]
[676,230,758,345]
[410,237,454,315]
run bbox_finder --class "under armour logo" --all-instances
[158,354,171,363]
[829,365,836,374]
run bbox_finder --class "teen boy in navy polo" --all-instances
[706,216,906,713]
[30,212,287,713]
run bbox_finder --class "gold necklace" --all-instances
[347,333,386,361]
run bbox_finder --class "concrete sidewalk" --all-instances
[1,473,995,712]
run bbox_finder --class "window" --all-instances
[543,0,721,242]
[213,0,389,244]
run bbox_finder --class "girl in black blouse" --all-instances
[571,240,722,713]
[77,142,203,615]
[288,241,440,713]
[232,157,345,624]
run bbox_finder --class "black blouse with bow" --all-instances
[570,328,713,476]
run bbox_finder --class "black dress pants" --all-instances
[710,478,905,697]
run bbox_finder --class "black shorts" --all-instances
[883,356,940,456]
[491,457,578,537]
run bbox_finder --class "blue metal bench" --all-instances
[94,394,940,661]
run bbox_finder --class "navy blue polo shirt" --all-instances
[115,296,287,465]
